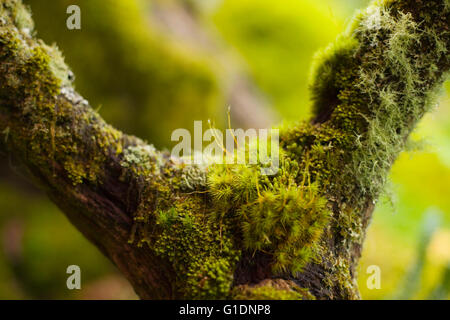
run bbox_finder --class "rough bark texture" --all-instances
[0,0,449,299]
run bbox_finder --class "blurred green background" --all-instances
[0,0,448,299]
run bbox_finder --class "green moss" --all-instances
[284,0,449,209]
[276,0,448,297]
[207,153,331,275]
[116,140,242,299]
[124,162,241,299]
[0,6,124,187]
[209,0,448,297]
[309,36,359,120]
[64,161,86,186]
[233,280,315,300]
[0,0,34,32]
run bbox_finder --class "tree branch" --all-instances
[0,0,448,299]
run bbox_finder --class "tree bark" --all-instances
[0,0,448,299]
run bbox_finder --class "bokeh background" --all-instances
[0,0,448,299]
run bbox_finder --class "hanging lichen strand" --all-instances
[0,0,448,300]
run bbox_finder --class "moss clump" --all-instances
[207,154,331,275]
[151,201,239,299]
[64,161,87,186]
[309,36,359,122]
[179,165,208,191]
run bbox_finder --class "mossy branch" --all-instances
[0,0,448,299]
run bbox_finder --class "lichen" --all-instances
[0,0,33,33]
[25,0,225,148]
[208,0,449,298]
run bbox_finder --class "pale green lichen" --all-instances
[120,144,162,174]
[278,0,449,296]
[0,0,33,32]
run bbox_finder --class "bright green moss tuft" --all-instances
[207,153,331,275]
